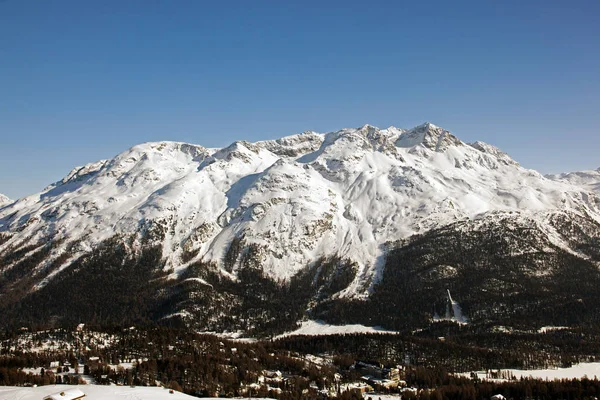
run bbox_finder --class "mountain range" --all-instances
[546,168,600,193]
[0,123,599,335]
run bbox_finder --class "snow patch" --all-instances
[463,362,600,381]
[277,320,399,338]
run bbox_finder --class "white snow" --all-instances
[0,193,11,207]
[0,385,197,400]
[43,388,85,400]
[464,362,600,381]
[0,123,598,297]
[434,290,468,323]
[538,326,570,333]
[546,168,600,194]
[277,320,398,337]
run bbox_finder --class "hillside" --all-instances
[546,167,600,193]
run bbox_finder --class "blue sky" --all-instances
[1,0,599,199]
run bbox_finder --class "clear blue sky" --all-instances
[1,0,599,199]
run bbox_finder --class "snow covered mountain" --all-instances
[0,122,599,333]
[0,193,10,206]
[546,168,600,194]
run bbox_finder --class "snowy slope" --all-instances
[276,320,397,337]
[0,194,10,206]
[463,362,600,381]
[546,167,600,194]
[0,123,599,297]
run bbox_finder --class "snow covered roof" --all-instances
[43,388,86,400]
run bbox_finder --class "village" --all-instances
[0,325,418,399]
[3,324,600,400]
[6,352,414,398]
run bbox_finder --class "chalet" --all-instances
[43,388,86,400]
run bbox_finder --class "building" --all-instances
[354,361,401,380]
[346,383,373,395]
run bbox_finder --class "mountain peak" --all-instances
[395,122,461,151]
[0,193,10,206]
[256,131,324,157]
[469,141,519,166]
[358,123,379,131]
[204,140,266,165]
[61,159,109,185]
[419,121,440,130]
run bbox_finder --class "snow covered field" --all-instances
[277,319,398,337]
[0,385,196,400]
[465,362,600,381]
